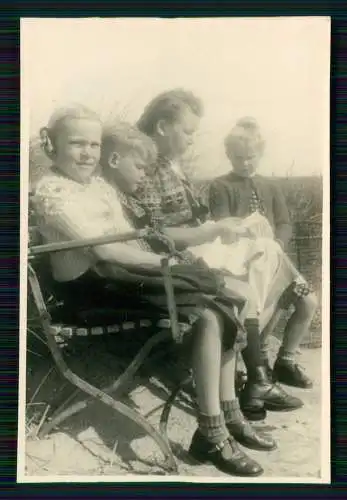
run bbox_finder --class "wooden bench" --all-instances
[27,225,200,474]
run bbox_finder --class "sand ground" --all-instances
[23,342,323,481]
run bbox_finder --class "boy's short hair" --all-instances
[224,116,265,157]
[137,88,204,136]
[100,122,158,168]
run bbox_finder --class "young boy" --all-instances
[209,117,318,388]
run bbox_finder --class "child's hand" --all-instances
[200,220,225,242]
[217,221,252,244]
[168,256,180,266]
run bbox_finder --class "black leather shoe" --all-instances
[188,430,263,477]
[240,399,267,422]
[273,359,313,389]
[262,383,303,411]
[240,366,304,414]
[227,419,277,452]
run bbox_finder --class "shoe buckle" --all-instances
[209,440,227,453]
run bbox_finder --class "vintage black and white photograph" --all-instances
[19,17,330,482]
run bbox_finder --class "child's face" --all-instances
[229,151,261,177]
[54,118,102,183]
[226,140,263,177]
[111,150,146,194]
[157,107,200,160]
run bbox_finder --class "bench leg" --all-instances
[40,329,171,435]
[38,329,178,473]
[159,374,193,446]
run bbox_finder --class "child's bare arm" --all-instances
[162,223,222,249]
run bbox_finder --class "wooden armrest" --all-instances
[28,226,179,259]
[28,229,149,257]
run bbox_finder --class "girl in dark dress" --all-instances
[209,117,318,389]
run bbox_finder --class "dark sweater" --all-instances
[209,171,293,249]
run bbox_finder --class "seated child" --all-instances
[209,116,318,389]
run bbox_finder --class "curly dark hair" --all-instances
[137,88,204,136]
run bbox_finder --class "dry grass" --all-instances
[271,176,322,223]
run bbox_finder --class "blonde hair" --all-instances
[39,104,101,159]
[224,117,265,158]
[100,121,158,169]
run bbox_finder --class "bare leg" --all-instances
[220,348,237,402]
[258,245,312,362]
[191,309,224,416]
[280,293,318,357]
[261,292,317,365]
[188,310,267,475]
[272,293,318,388]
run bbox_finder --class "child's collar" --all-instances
[229,170,258,180]
[114,186,147,218]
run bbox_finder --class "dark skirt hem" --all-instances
[54,266,246,351]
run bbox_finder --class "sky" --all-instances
[21,17,330,178]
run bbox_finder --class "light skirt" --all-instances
[189,215,303,330]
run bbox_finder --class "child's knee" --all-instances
[200,308,222,328]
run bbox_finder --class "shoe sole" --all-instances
[235,440,277,452]
[234,438,277,452]
[242,400,303,416]
[188,450,264,477]
[264,401,304,411]
[241,408,267,421]
[274,378,313,389]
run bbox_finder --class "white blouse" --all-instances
[32,172,141,282]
